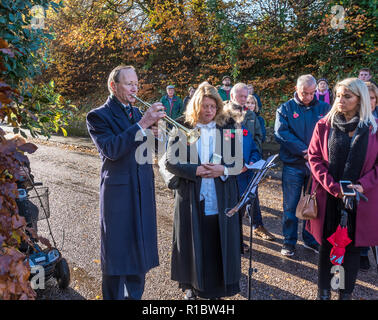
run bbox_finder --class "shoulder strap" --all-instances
[305,175,319,195]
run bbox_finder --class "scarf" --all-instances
[316,90,330,105]
[324,113,369,241]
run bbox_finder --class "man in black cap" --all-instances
[160,84,184,120]
[218,75,232,101]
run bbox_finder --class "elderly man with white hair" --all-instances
[226,83,263,152]
[224,83,275,252]
[274,74,331,257]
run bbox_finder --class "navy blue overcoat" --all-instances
[86,96,159,275]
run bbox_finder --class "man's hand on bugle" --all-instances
[138,102,166,130]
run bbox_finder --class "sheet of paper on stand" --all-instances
[245,159,266,170]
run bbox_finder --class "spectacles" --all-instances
[119,82,139,88]
[202,104,217,110]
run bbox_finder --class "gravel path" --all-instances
[22,137,378,301]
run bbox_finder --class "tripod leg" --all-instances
[248,207,252,300]
[246,197,256,300]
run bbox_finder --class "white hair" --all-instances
[327,78,377,134]
[230,83,248,104]
[296,74,317,89]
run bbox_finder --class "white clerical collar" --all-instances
[196,121,216,129]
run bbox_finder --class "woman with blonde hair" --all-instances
[165,82,244,300]
[307,78,378,300]
[246,94,266,143]
[245,94,259,112]
[365,81,378,119]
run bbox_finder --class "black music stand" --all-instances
[226,154,279,300]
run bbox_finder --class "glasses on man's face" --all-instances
[120,82,139,88]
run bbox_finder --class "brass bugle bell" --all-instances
[131,94,201,144]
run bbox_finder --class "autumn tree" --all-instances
[43,0,149,98]
[0,0,73,299]
[238,0,377,124]
[42,0,376,124]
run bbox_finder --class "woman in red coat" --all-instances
[307,78,378,300]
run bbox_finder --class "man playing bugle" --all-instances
[86,65,165,300]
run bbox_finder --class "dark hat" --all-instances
[317,78,329,85]
[222,75,231,81]
[166,85,175,89]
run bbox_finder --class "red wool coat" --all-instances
[307,117,378,247]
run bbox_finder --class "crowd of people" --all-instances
[86,65,377,301]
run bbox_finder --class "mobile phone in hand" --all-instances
[340,180,356,196]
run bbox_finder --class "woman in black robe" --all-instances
[166,83,242,300]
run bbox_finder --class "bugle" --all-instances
[131,94,200,144]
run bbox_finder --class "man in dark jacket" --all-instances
[86,65,165,299]
[274,74,330,257]
[161,85,184,120]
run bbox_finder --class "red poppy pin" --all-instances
[293,112,299,119]
[243,129,248,136]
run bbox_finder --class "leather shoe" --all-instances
[253,226,276,241]
[317,289,331,300]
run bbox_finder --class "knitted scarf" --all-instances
[324,113,369,241]
[316,90,330,105]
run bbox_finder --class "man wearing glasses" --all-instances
[87,65,165,299]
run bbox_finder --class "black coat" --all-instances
[86,96,159,275]
[165,120,241,291]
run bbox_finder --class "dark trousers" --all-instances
[318,241,361,294]
[102,274,145,300]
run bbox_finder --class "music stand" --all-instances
[226,154,279,300]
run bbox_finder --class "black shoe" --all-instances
[360,256,370,272]
[338,291,352,300]
[317,289,331,300]
[303,243,320,254]
[281,244,295,257]
[184,289,197,300]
